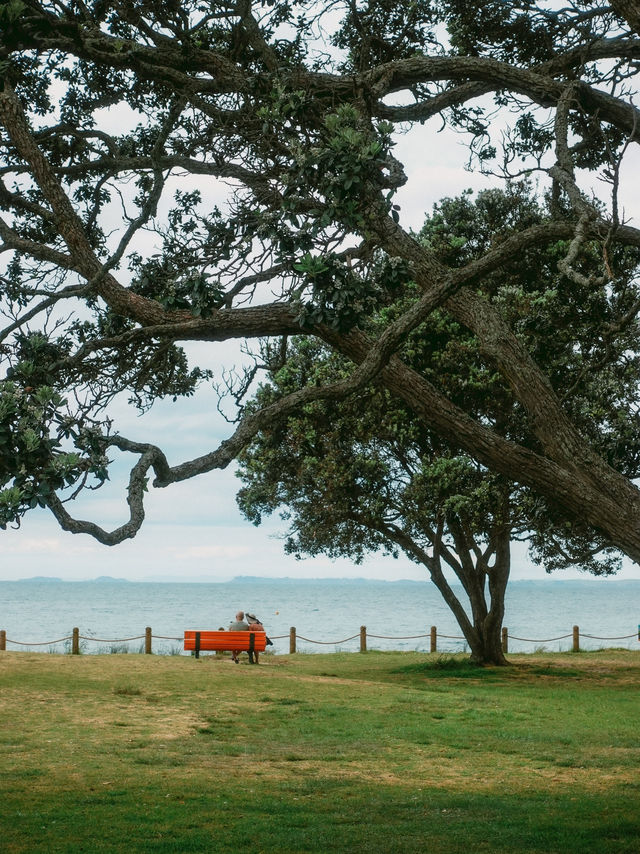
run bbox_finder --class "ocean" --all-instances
[1,578,638,656]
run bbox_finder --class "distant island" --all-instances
[17,575,130,583]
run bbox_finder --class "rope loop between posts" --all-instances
[508,633,573,642]
[79,634,145,643]
[6,636,72,646]
[152,634,182,641]
[296,633,360,644]
[580,632,637,641]
[367,633,429,639]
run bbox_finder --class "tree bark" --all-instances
[476,527,511,666]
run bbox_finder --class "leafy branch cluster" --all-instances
[0,378,108,529]
[1,0,640,574]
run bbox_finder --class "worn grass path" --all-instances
[1,649,639,853]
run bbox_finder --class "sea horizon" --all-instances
[8,574,640,584]
[1,577,639,656]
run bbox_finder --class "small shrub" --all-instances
[166,645,183,656]
[63,629,92,655]
[109,643,130,654]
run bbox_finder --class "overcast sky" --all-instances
[3,103,640,583]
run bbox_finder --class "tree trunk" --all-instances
[377,526,511,665]
[388,523,511,666]
[478,526,511,666]
[443,579,509,666]
[447,525,510,666]
[468,626,508,666]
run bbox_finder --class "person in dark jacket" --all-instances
[245,612,273,664]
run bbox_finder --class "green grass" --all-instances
[1,649,639,852]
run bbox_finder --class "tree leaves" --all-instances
[0,380,109,529]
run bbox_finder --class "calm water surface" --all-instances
[0,578,638,655]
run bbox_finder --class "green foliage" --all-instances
[0,0,26,22]
[154,273,224,318]
[0,0,27,86]
[417,186,640,572]
[293,252,388,330]
[333,0,438,69]
[277,104,398,247]
[237,334,512,567]
[419,185,640,466]
[445,0,559,63]
[0,380,109,529]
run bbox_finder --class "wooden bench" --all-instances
[184,630,267,660]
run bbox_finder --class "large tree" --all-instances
[236,186,638,665]
[2,1,640,568]
[237,334,519,666]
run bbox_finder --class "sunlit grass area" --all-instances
[1,649,639,853]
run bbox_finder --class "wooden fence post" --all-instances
[360,625,367,653]
[289,627,296,654]
[430,626,437,653]
[501,627,508,654]
[573,625,580,652]
[0,630,5,651]
[145,627,152,654]
[72,627,79,655]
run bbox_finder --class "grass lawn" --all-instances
[1,649,639,853]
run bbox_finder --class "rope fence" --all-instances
[0,624,638,655]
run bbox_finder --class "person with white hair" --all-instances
[228,610,249,663]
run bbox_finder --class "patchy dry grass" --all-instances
[1,650,639,852]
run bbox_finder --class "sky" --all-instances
[3,74,640,583]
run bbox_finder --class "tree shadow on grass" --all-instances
[393,655,587,682]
